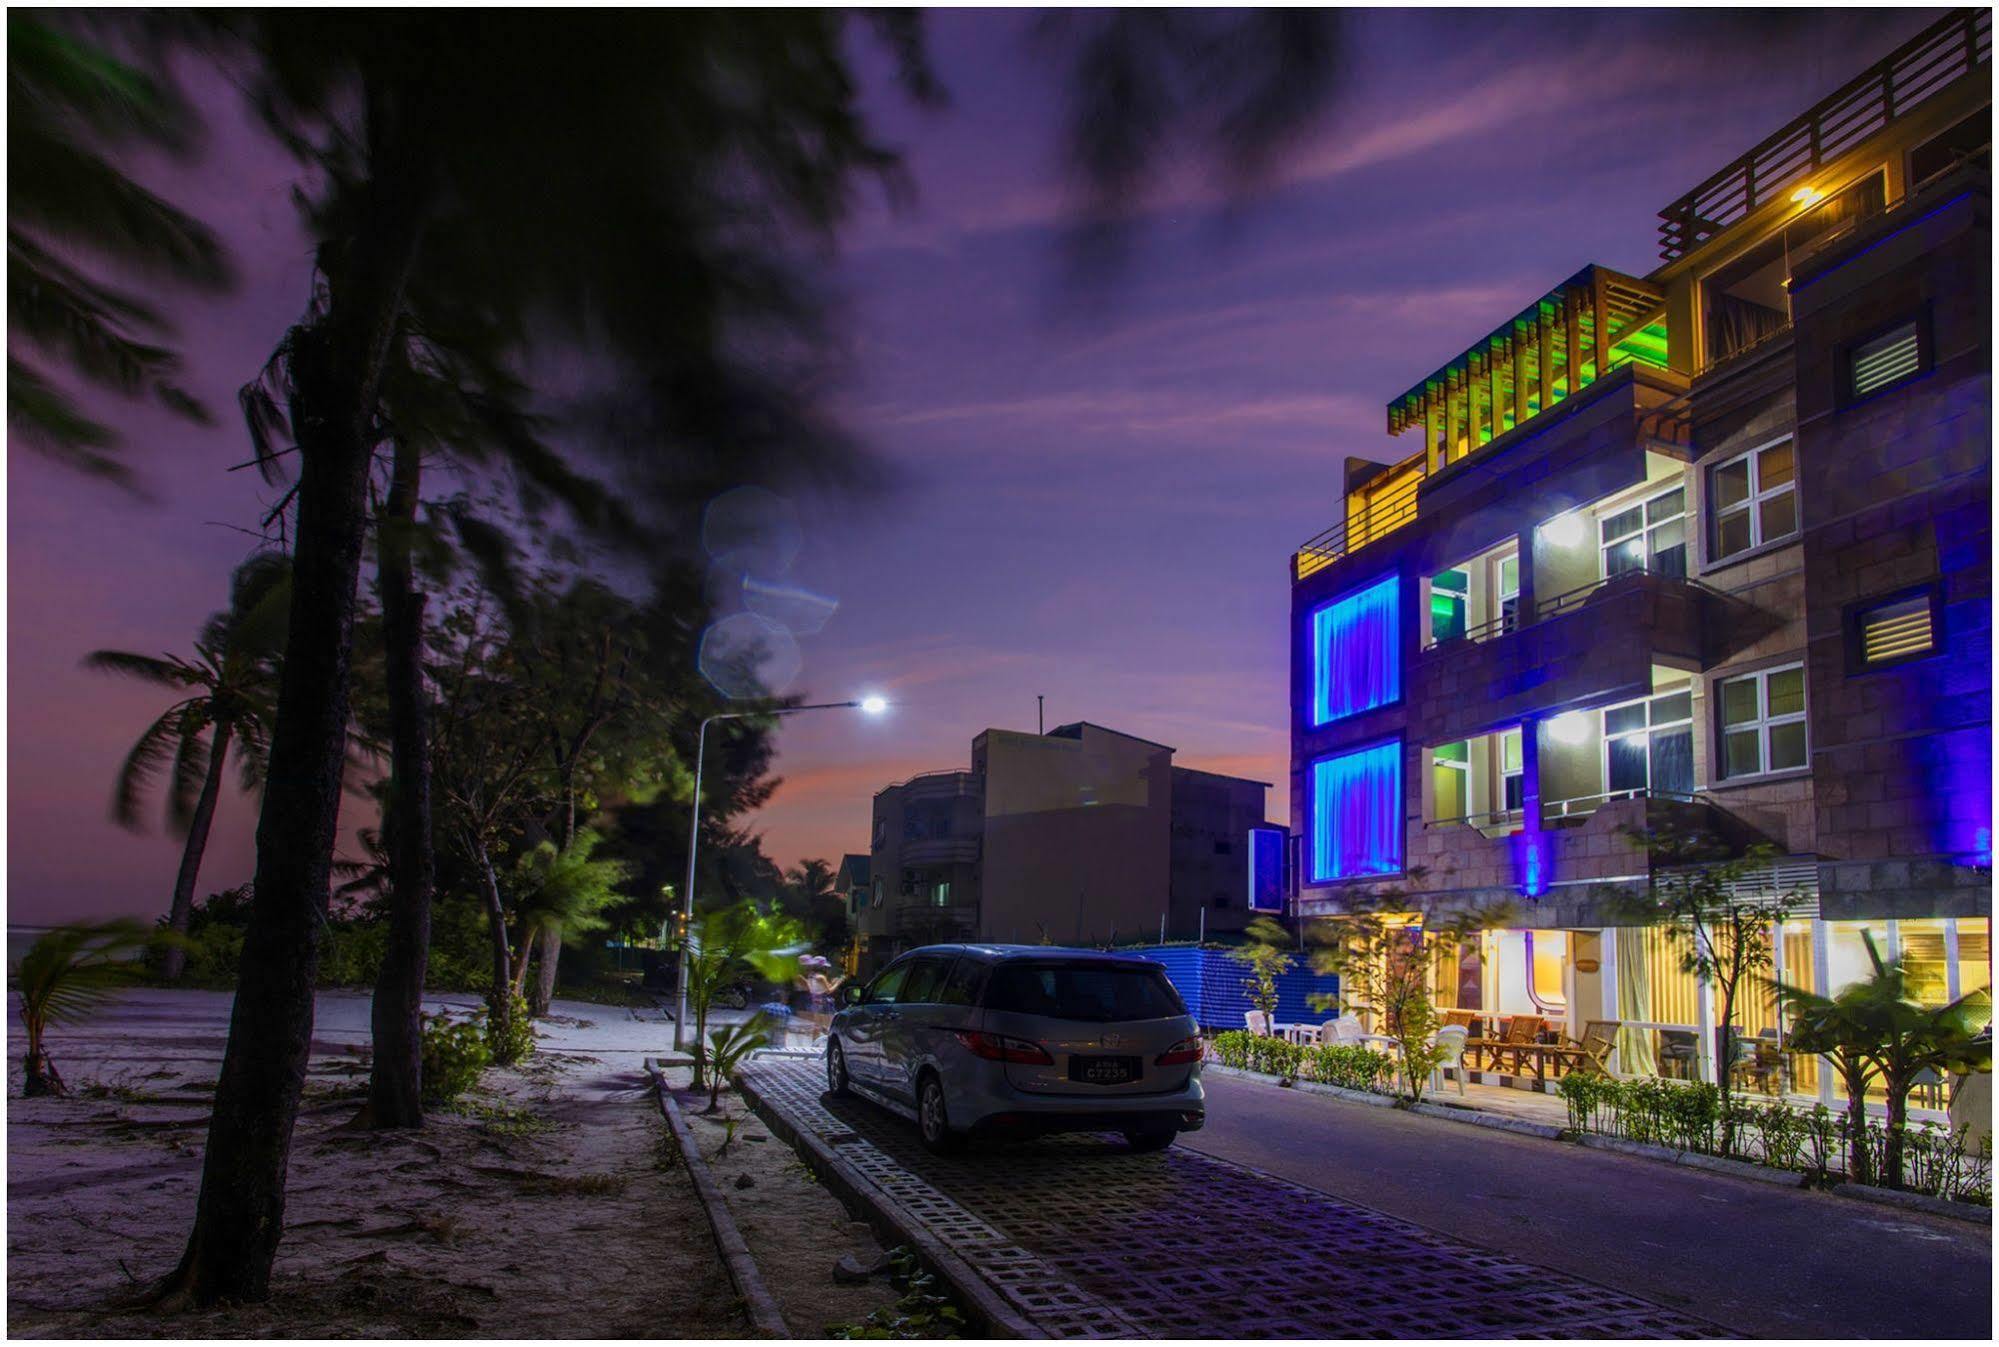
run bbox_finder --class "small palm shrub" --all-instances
[703,1015,771,1112]
[15,921,161,1096]
[420,1012,491,1104]
[485,990,535,1065]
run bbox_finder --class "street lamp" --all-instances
[673,696,888,1049]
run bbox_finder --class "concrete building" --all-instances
[854,722,1278,971]
[1286,10,1990,1101]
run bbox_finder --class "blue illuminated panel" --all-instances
[1308,740,1403,882]
[1247,827,1285,912]
[1310,575,1399,726]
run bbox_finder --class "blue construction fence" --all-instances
[1129,945,1340,1033]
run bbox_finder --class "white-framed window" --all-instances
[1710,438,1797,561]
[1603,689,1695,798]
[1494,552,1521,632]
[1499,727,1524,813]
[1431,740,1470,821]
[1600,485,1688,579]
[1719,664,1808,778]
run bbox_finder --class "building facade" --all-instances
[1287,10,1991,1100]
[855,722,1278,972]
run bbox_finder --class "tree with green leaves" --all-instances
[681,901,806,1092]
[507,829,631,1005]
[8,12,231,481]
[1611,831,1803,1156]
[1307,891,1511,1105]
[1227,916,1293,1032]
[1777,931,1992,1187]
[84,554,289,982]
[14,920,175,1095]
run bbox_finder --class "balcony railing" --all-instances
[1657,7,1991,262]
[1293,452,1425,580]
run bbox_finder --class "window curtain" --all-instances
[1615,926,1656,1076]
[1310,741,1402,882]
[1312,575,1399,725]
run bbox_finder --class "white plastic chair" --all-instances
[1245,1009,1272,1037]
[1430,1025,1469,1096]
[1323,1017,1365,1047]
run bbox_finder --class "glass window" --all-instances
[1432,741,1469,821]
[867,962,910,1003]
[1496,554,1520,632]
[1850,320,1922,400]
[1957,918,1991,999]
[932,880,952,908]
[1309,740,1403,882]
[1500,728,1524,813]
[938,957,985,1006]
[982,962,1187,1021]
[1602,689,1696,798]
[898,957,949,1005]
[1429,569,1468,645]
[1858,593,1936,666]
[1600,485,1686,579]
[1311,574,1400,725]
[1719,664,1808,777]
[1710,439,1798,562]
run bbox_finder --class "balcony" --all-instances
[900,835,980,867]
[1657,8,1991,262]
[894,770,982,803]
[1294,451,1424,580]
[891,903,978,941]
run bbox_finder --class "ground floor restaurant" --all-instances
[1412,913,1991,1112]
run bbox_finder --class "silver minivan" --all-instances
[826,944,1205,1154]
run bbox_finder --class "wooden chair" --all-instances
[1563,1019,1621,1076]
[1490,1014,1547,1075]
[1441,1009,1478,1030]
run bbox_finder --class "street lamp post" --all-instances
[674,696,887,1050]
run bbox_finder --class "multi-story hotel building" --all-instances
[1288,10,1991,1100]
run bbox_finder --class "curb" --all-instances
[646,1060,790,1338]
[1209,1062,1993,1226]
[735,1068,1043,1340]
[1834,1179,1993,1224]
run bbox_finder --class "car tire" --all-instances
[1123,1126,1176,1153]
[826,1040,852,1098]
[917,1074,964,1155]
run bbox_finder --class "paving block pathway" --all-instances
[742,1057,1718,1339]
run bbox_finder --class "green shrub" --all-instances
[1207,1030,1311,1079]
[1300,1043,1395,1093]
[420,1012,491,1104]
[485,990,535,1066]
[317,918,387,987]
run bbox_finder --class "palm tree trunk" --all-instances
[1841,1058,1874,1186]
[531,926,560,1016]
[23,1023,64,1097]
[366,436,434,1129]
[1882,1071,1910,1188]
[510,928,535,995]
[161,722,232,983]
[158,118,433,1306]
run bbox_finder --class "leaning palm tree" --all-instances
[15,920,162,1095]
[85,554,288,981]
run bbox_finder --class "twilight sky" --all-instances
[8,8,1935,924]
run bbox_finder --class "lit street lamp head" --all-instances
[859,695,889,715]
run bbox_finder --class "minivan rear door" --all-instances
[980,960,1197,1095]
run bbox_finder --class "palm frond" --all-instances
[82,648,205,688]
[15,920,162,1030]
[166,709,212,834]
[107,702,194,829]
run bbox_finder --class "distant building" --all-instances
[833,854,871,921]
[854,721,1279,971]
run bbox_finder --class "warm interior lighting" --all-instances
[1790,185,1825,206]
[1539,512,1586,548]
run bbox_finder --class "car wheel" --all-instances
[917,1075,964,1155]
[826,1040,852,1098]
[1123,1126,1176,1153]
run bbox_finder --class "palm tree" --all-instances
[85,554,288,982]
[15,920,162,1095]
[8,13,230,480]
[508,829,631,1014]
[1777,932,1993,1187]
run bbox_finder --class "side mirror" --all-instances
[843,983,866,1007]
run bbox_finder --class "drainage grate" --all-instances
[744,1059,1716,1339]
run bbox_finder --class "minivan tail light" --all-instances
[953,1030,1053,1065]
[1155,1036,1203,1066]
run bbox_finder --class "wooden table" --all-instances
[1465,1038,1589,1085]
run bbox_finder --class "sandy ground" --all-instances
[660,1060,901,1338]
[6,989,761,1338]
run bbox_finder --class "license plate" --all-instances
[1069,1055,1141,1085]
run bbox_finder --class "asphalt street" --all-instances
[1184,1071,1992,1340]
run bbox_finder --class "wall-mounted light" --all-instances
[1539,512,1586,549]
[1549,711,1592,746]
[1790,185,1825,206]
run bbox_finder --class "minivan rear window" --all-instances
[983,962,1186,1022]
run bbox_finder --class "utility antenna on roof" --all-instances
[1037,694,1044,735]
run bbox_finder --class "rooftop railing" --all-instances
[1292,452,1425,580]
[1657,8,1991,262]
